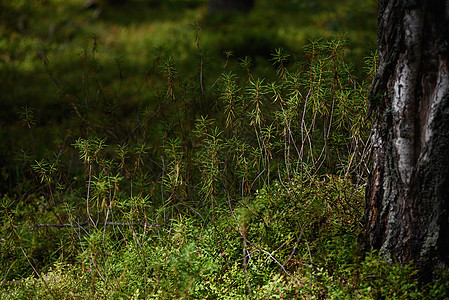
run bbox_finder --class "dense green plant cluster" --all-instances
[0,0,377,183]
[1,1,448,296]
[2,35,447,299]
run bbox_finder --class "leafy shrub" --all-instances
[1,11,446,297]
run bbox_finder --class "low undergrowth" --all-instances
[1,33,448,299]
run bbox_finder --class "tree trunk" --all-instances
[208,0,254,14]
[364,0,449,280]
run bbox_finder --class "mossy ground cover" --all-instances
[1,0,448,299]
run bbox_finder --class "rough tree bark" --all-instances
[364,0,449,279]
[208,0,254,14]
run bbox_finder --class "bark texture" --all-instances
[208,0,254,14]
[365,0,449,279]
